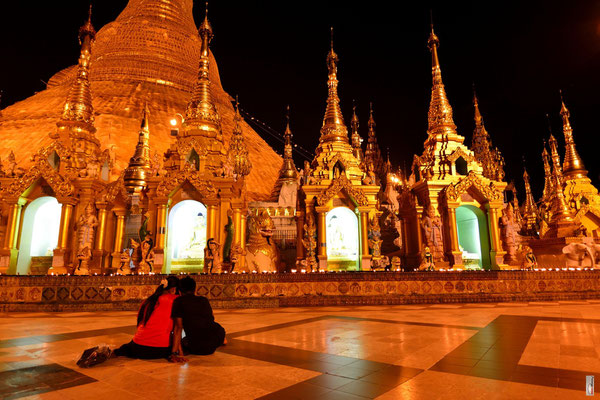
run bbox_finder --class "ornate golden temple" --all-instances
[1,1,599,276]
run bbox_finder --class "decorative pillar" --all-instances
[206,203,219,241]
[296,211,305,261]
[487,205,506,269]
[2,199,26,274]
[93,202,110,273]
[110,209,127,270]
[49,198,76,275]
[155,203,168,250]
[316,207,327,270]
[232,208,242,245]
[359,208,371,271]
[446,206,463,268]
[240,211,247,250]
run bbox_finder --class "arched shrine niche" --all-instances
[16,197,62,274]
[166,200,207,273]
[326,206,360,271]
[455,205,491,269]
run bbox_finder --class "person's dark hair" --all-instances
[179,276,196,294]
[137,276,179,326]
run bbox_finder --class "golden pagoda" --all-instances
[558,93,600,233]
[405,24,507,270]
[350,103,365,166]
[521,167,538,235]
[0,1,278,275]
[298,29,379,271]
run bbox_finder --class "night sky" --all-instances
[0,0,598,201]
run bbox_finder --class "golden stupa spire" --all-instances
[124,103,153,192]
[319,27,348,143]
[228,97,251,178]
[365,102,383,170]
[541,141,554,202]
[183,2,221,139]
[559,91,587,179]
[350,101,364,164]
[522,166,538,233]
[57,4,96,134]
[426,21,459,142]
[279,105,298,181]
[546,115,563,182]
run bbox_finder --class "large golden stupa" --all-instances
[0,0,281,201]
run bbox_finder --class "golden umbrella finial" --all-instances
[558,90,587,179]
[320,26,347,143]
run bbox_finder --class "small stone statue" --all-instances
[5,151,25,177]
[418,246,436,271]
[118,249,132,275]
[368,216,383,266]
[421,204,444,262]
[75,246,92,275]
[137,237,155,274]
[521,246,538,270]
[204,238,221,274]
[229,242,246,272]
[391,256,402,271]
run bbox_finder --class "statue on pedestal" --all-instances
[302,213,318,271]
[421,205,444,262]
[246,211,280,272]
[500,204,520,264]
[204,238,221,274]
[74,203,98,275]
[390,256,402,271]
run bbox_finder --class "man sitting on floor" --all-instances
[170,276,226,361]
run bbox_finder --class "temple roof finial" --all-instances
[558,90,587,179]
[319,27,348,143]
[183,2,221,139]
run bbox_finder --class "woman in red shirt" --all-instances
[77,276,179,366]
[113,276,180,359]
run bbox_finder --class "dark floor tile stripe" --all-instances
[0,363,96,399]
[0,325,136,348]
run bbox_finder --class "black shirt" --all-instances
[171,293,215,342]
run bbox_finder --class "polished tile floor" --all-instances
[2,301,600,399]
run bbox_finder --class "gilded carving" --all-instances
[156,163,217,198]
[1,158,75,198]
[445,171,502,202]
[316,174,369,206]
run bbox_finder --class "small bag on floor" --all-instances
[77,345,111,368]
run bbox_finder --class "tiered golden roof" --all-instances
[318,28,348,145]
[269,106,299,201]
[124,104,152,193]
[364,103,384,174]
[183,5,222,140]
[425,25,462,144]
[471,89,505,181]
[309,30,363,185]
[521,167,538,233]
[559,93,587,180]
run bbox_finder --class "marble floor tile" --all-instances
[2,302,600,399]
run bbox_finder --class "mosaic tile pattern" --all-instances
[1,271,599,311]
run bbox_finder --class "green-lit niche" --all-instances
[326,207,360,271]
[166,200,207,273]
[15,196,62,275]
[455,205,491,269]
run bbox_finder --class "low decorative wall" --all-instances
[1,271,599,311]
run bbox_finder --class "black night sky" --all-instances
[0,1,598,200]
